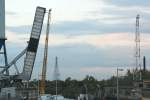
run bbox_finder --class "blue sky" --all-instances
[3,0,150,80]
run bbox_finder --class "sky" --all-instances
[3,0,150,80]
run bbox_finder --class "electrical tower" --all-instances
[53,56,60,100]
[53,56,60,80]
[135,14,141,80]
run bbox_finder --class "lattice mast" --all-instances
[54,56,60,100]
[54,56,60,80]
[135,14,141,80]
[40,9,51,95]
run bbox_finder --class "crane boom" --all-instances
[19,6,46,80]
[40,9,51,95]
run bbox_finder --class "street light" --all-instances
[117,68,124,100]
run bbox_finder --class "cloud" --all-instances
[33,40,139,80]
[6,31,30,44]
[6,2,150,36]
[103,0,150,7]
[6,20,139,36]
[6,11,17,15]
[6,26,31,34]
[31,44,133,80]
[4,0,150,80]
[49,33,135,48]
[52,20,140,35]
[6,29,150,51]
[5,31,150,80]
[7,20,102,35]
[6,29,135,48]
[89,5,150,25]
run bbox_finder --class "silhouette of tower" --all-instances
[53,56,60,100]
[53,56,60,80]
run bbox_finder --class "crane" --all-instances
[0,6,46,87]
[40,9,51,95]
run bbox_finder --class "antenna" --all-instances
[135,14,141,80]
[53,56,60,80]
[53,56,60,100]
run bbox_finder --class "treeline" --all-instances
[29,69,150,99]
[30,76,100,98]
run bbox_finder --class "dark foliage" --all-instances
[29,70,150,99]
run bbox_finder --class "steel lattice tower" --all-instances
[53,56,60,80]
[135,14,141,80]
[53,56,60,100]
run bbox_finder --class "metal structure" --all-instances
[135,14,141,80]
[19,6,46,80]
[54,56,60,100]
[40,9,51,95]
[0,0,5,39]
[0,0,9,75]
[53,56,60,81]
[0,6,46,87]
